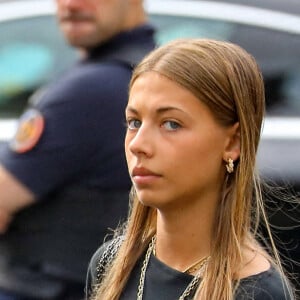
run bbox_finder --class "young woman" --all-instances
[86,39,294,300]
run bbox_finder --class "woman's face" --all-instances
[125,72,234,211]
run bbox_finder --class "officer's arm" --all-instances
[0,164,35,233]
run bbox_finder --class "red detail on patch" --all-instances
[10,109,45,153]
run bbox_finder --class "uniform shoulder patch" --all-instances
[10,108,45,153]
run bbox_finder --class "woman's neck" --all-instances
[154,195,217,272]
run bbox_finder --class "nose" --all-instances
[126,125,154,158]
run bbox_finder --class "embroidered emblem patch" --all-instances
[10,109,45,153]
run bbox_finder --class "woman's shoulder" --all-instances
[85,236,124,299]
[237,265,293,300]
[89,235,124,277]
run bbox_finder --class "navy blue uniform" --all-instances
[0,25,155,299]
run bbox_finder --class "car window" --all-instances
[0,15,77,118]
[152,15,234,43]
[150,14,300,117]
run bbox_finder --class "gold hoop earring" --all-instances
[226,158,234,174]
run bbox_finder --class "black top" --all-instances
[86,242,292,300]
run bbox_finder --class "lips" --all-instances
[132,167,159,177]
[131,167,161,186]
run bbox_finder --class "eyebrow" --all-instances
[126,105,186,115]
[125,106,138,114]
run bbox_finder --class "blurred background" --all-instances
[0,0,299,295]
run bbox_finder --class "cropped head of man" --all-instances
[55,0,147,49]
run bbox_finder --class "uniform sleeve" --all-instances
[0,63,132,198]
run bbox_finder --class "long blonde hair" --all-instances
[93,39,293,299]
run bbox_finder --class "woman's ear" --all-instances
[223,122,240,162]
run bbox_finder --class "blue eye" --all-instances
[163,121,181,131]
[127,119,142,130]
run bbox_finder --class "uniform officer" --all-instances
[0,0,155,299]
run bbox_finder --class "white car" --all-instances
[1,0,300,180]
[1,4,300,175]
[0,0,77,141]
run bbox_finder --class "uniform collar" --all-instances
[86,24,156,66]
